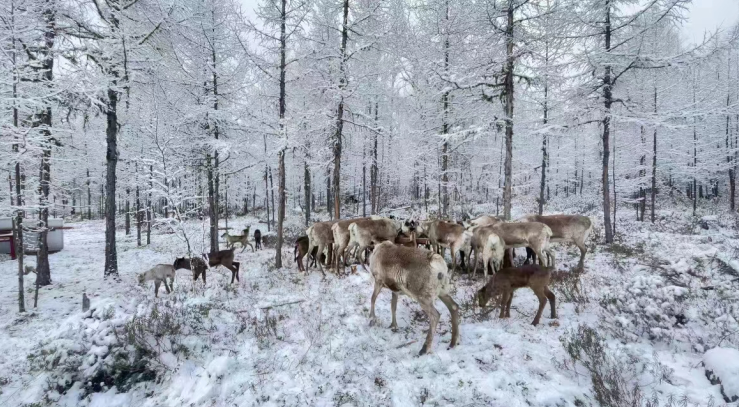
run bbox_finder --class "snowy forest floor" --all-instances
[0,207,738,407]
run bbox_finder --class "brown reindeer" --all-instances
[477,264,557,326]
[295,235,326,272]
[203,248,241,283]
[173,257,209,284]
[368,241,460,355]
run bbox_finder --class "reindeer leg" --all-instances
[450,246,457,274]
[499,291,509,318]
[418,300,440,356]
[532,288,547,326]
[576,240,587,269]
[154,281,160,298]
[438,293,460,349]
[306,241,317,271]
[545,287,557,319]
[316,243,326,276]
[202,269,207,285]
[389,292,399,330]
[369,280,382,326]
[505,291,513,318]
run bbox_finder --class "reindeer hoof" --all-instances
[418,345,429,356]
[389,323,398,331]
[369,318,377,327]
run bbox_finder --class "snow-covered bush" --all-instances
[27,296,211,401]
[560,325,676,407]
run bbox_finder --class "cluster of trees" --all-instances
[1,0,737,292]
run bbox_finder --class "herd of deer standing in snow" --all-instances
[136,212,592,355]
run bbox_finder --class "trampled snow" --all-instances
[0,211,737,406]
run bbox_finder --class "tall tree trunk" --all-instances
[692,72,697,216]
[207,155,218,252]
[441,1,451,217]
[639,125,646,221]
[502,0,515,221]
[371,102,378,214]
[333,0,350,220]
[601,0,614,243]
[147,164,152,245]
[538,73,549,215]
[125,189,130,235]
[326,168,332,217]
[104,84,119,277]
[275,0,288,267]
[304,162,311,226]
[726,68,735,211]
[87,169,92,219]
[35,3,56,286]
[265,165,271,230]
[269,167,275,227]
[651,84,657,223]
[136,183,141,246]
[11,0,25,310]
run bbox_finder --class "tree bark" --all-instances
[104,84,119,278]
[651,84,657,223]
[502,0,515,221]
[371,102,378,214]
[125,189,130,235]
[333,0,350,220]
[538,74,548,215]
[304,162,311,226]
[35,3,56,286]
[11,0,25,310]
[275,0,287,268]
[441,1,451,217]
[601,0,614,243]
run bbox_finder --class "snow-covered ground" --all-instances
[0,209,738,406]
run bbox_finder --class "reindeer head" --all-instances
[477,276,502,308]
[137,273,145,285]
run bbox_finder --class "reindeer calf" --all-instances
[368,241,460,355]
[254,229,262,250]
[477,264,557,326]
[138,264,176,297]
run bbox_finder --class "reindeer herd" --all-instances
[297,213,592,354]
[135,213,592,355]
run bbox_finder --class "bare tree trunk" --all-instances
[601,0,614,243]
[147,165,152,245]
[207,155,218,252]
[651,84,657,223]
[693,72,697,216]
[104,84,119,278]
[538,75,548,215]
[275,0,288,267]
[269,166,275,227]
[326,167,331,217]
[35,4,56,286]
[333,0,350,220]
[87,169,92,220]
[136,182,141,246]
[10,0,25,311]
[502,0,515,221]
[304,162,311,226]
[726,67,735,211]
[125,189,130,235]
[265,165,271,230]
[371,102,378,214]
